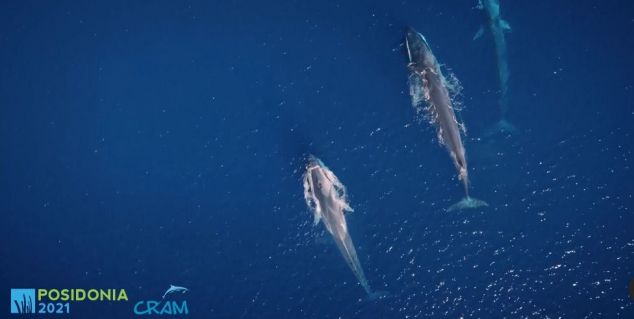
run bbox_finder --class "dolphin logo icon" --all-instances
[162,284,189,299]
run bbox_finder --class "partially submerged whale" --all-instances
[303,155,376,296]
[474,0,516,133]
[405,27,488,211]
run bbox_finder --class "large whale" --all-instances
[303,155,376,297]
[405,27,488,211]
[473,0,516,133]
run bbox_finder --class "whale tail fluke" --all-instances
[495,118,517,133]
[447,197,488,212]
[364,290,391,302]
[483,119,518,138]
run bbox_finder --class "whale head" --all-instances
[405,27,437,69]
[307,154,325,169]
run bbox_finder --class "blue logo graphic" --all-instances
[133,285,189,316]
[11,289,36,314]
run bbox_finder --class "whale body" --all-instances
[405,27,488,211]
[303,155,374,295]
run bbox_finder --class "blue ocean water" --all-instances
[1,1,632,318]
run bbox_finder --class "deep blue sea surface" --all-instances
[1,1,633,318]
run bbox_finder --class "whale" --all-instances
[405,27,488,211]
[303,155,378,297]
[473,0,516,133]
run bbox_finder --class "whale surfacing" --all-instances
[405,27,488,211]
[474,0,517,134]
[302,155,375,296]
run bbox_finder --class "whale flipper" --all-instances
[500,19,511,31]
[473,26,485,40]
